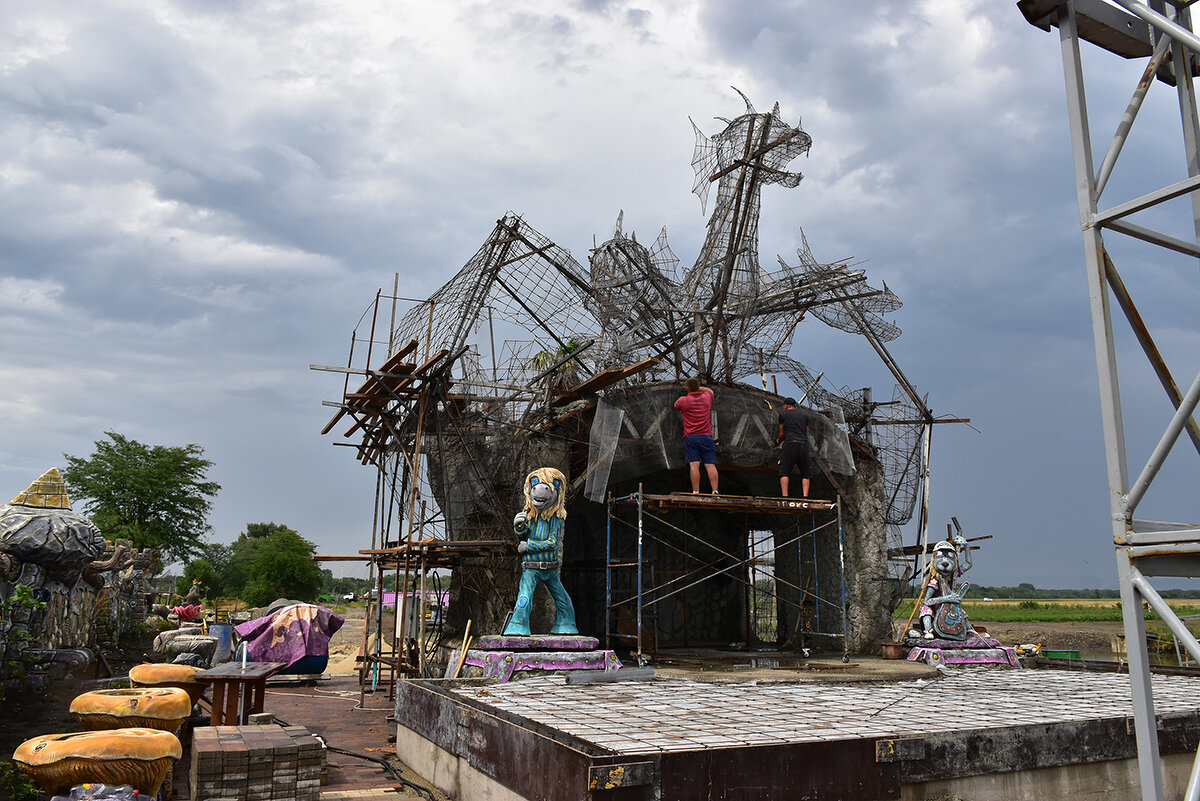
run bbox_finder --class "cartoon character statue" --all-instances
[909,534,977,641]
[502,467,578,637]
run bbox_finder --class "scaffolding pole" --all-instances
[605,490,846,664]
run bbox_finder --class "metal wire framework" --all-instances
[1020,2,1200,798]
[315,91,963,683]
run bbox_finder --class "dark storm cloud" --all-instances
[0,0,1193,588]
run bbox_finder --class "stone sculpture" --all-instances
[902,529,1020,668]
[502,467,578,636]
[0,468,107,583]
[128,663,205,705]
[909,536,976,641]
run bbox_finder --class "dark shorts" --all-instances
[779,439,810,477]
[683,434,716,465]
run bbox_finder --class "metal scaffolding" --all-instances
[314,90,967,674]
[605,489,847,664]
[1020,2,1200,798]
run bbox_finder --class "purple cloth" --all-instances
[234,604,345,666]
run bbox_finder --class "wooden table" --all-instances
[193,662,286,725]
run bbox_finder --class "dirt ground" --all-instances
[972,619,1125,652]
[327,603,373,675]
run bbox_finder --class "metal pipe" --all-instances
[1103,251,1200,458]
[1172,4,1200,255]
[813,513,820,633]
[1185,742,1200,801]
[1111,0,1200,56]
[605,494,613,651]
[837,499,849,658]
[1131,574,1200,666]
[1124,367,1200,514]
[1117,550,1164,801]
[636,484,644,664]
[1095,33,1173,198]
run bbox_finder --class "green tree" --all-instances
[530,336,585,392]
[178,558,224,598]
[63,432,220,564]
[220,523,291,596]
[239,526,324,608]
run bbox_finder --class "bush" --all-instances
[0,760,38,801]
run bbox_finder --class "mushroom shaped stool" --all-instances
[71,687,192,733]
[129,662,205,706]
[13,728,182,796]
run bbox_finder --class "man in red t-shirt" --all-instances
[674,377,719,494]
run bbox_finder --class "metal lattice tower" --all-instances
[1020,2,1200,798]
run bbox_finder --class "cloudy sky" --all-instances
[2,0,1197,587]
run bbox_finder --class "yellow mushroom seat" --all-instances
[70,687,193,732]
[128,662,204,705]
[12,728,182,796]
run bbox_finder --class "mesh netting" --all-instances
[874,385,924,525]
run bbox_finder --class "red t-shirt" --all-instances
[674,390,713,436]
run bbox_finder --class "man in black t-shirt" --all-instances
[776,397,810,498]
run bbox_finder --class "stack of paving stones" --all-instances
[190,724,325,801]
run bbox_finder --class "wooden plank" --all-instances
[320,341,418,436]
[376,340,419,371]
[352,362,417,400]
[566,367,626,395]
[617,355,661,380]
[551,356,662,406]
[621,491,836,514]
[320,408,347,436]
[342,349,449,437]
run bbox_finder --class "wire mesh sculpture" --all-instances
[362,89,921,535]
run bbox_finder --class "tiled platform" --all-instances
[392,668,1200,799]
[450,669,1200,753]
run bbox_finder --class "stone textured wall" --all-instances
[0,539,159,689]
[819,455,893,652]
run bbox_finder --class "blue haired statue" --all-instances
[502,466,579,636]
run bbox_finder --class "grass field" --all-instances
[894,597,1200,624]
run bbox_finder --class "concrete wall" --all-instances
[905,752,1194,801]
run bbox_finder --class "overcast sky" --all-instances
[2,0,1197,588]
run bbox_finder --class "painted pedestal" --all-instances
[458,634,622,683]
[904,635,1021,668]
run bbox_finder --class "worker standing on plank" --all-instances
[776,397,810,498]
[674,377,719,494]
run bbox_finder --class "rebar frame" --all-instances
[1029,2,1200,798]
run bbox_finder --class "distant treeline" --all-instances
[928,582,1200,599]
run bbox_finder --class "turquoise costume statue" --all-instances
[502,466,578,636]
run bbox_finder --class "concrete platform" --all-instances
[394,668,1200,800]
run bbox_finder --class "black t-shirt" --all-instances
[779,407,809,443]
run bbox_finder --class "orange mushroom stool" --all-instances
[70,687,193,732]
[129,662,204,705]
[13,728,182,796]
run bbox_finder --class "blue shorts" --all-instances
[684,434,716,465]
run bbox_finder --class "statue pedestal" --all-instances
[903,635,1020,668]
[458,634,622,683]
